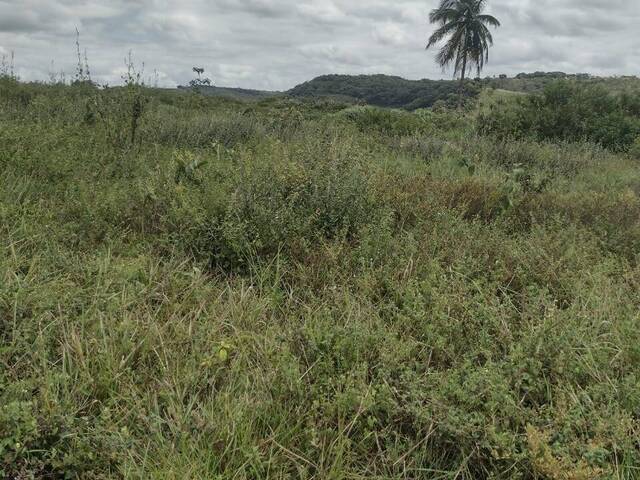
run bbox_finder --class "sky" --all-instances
[1,0,639,90]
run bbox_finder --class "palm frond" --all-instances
[426,0,500,79]
[426,21,462,49]
[429,7,462,25]
[476,14,501,27]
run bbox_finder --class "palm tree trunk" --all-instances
[458,56,467,109]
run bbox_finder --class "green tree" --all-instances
[426,0,500,106]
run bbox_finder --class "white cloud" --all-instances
[297,1,346,24]
[217,63,255,82]
[0,0,639,90]
[299,44,366,66]
[373,23,410,47]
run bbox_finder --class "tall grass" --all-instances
[1,80,639,479]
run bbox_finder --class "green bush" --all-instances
[215,143,378,268]
[142,108,263,148]
[480,80,640,151]
[337,106,427,136]
[0,398,125,478]
[393,135,445,162]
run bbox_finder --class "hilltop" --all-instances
[287,74,478,109]
[178,74,475,109]
[178,72,640,110]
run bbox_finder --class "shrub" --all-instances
[480,80,640,151]
[142,108,263,148]
[0,77,33,111]
[0,399,125,478]
[337,106,427,137]
[213,144,378,268]
[394,135,445,162]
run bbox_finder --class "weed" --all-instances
[1,80,639,479]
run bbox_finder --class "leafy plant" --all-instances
[174,150,208,185]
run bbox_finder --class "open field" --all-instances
[1,79,640,479]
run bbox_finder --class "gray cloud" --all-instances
[0,0,638,90]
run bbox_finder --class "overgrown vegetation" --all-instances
[1,77,639,479]
[480,80,640,151]
[485,71,640,95]
[177,72,640,111]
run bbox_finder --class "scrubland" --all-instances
[1,78,639,479]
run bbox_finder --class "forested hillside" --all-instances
[180,72,640,111]
[288,74,479,109]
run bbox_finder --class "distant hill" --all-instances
[176,72,640,109]
[287,74,477,110]
[177,85,280,101]
[176,75,476,110]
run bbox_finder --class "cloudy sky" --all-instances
[1,0,639,90]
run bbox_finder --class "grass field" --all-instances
[1,79,639,479]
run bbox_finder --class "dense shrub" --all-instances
[0,77,34,111]
[214,141,379,268]
[0,399,125,478]
[142,107,263,148]
[337,106,427,136]
[393,135,445,162]
[480,80,640,151]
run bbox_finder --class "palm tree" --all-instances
[193,67,205,80]
[426,0,500,106]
